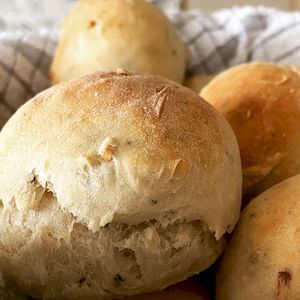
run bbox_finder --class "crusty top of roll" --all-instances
[0,70,241,238]
[50,0,186,84]
[201,62,300,197]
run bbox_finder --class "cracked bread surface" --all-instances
[0,71,242,299]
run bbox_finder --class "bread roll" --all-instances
[200,62,300,200]
[0,289,207,300]
[50,0,186,84]
[126,279,210,300]
[0,275,28,300]
[0,289,28,300]
[216,173,300,300]
[127,290,206,300]
[0,71,241,299]
[0,278,210,300]
[184,75,214,93]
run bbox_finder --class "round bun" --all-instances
[127,279,210,300]
[201,62,300,199]
[127,289,207,300]
[50,0,186,84]
[0,272,27,300]
[216,174,300,300]
[184,75,214,94]
[0,71,241,299]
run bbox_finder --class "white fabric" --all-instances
[1,4,300,127]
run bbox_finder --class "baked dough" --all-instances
[50,0,186,84]
[127,289,207,300]
[126,278,210,299]
[217,173,300,299]
[0,71,241,299]
[201,62,300,200]
[184,74,214,93]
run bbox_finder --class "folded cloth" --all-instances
[172,6,300,75]
[1,4,300,127]
[0,31,56,128]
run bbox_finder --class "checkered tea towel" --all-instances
[1,4,300,128]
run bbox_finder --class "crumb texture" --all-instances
[0,72,241,299]
[0,183,224,299]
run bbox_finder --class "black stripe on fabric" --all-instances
[28,37,49,85]
[5,39,52,76]
[185,29,207,47]
[187,35,238,76]
[185,14,231,47]
[1,38,21,98]
[202,23,228,69]
[175,13,199,30]
[251,22,300,52]
[0,91,15,113]
[248,22,300,61]
[0,60,34,97]
[274,43,300,62]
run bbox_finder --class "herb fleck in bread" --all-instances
[0,71,241,299]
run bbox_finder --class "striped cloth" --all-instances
[1,5,300,128]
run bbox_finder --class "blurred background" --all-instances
[188,0,300,10]
[0,0,299,31]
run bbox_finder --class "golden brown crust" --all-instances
[216,174,300,300]
[184,74,215,93]
[1,71,241,235]
[201,62,300,200]
[125,278,210,299]
[50,0,186,84]
[0,71,241,299]
[127,290,206,300]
